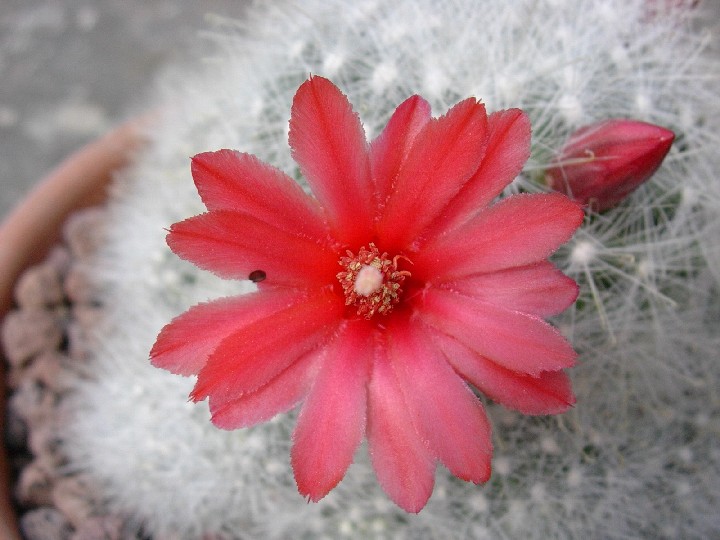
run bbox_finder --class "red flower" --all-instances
[151,76,583,512]
[546,119,674,211]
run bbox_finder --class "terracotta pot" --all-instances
[0,119,145,539]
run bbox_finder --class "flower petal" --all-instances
[150,289,306,376]
[420,287,576,376]
[289,76,373,244]
[209,347,320,429]
[387,317,492,483]
[431,330,576,415]
[291,321,372,502]
[425,108,531,237]
[167,210,338,287]
[367,338,435,513]
[191,150,329,241]
[415,193,583,281]
[190,289,343,403]
[439,262,579,317]
[369,95,431,210]
[376,98,489,251]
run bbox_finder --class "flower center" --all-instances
[337,243,411,319]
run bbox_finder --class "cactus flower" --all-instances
[546,119,674,211]
[150,76,583,512]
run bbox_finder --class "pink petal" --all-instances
[191,150,329,242]
[387,317,492,483]
[167,210,338,287]
[377,98,487,252]
[376,98,489,251]
[369,95,431,210]
[439,262,579,317]
[190,290,343,403]
[419,287,577,376]
[367,339,436,512]
[209,347,320,429]
[415,193,583,281]
[291,321,373,502]
[431,330,576,415]
[289,76,373,245]
[425,109,531,237]
[151,289,306,376]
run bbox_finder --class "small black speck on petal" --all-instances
[249,270,266,282]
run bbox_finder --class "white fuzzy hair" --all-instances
[61,1,720,538]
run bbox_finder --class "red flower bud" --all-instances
[546,119,674,211]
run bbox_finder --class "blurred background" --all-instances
[0,0,250,221]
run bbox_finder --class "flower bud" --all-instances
[546,119,674,211]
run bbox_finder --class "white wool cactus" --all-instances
[61,0,720,538]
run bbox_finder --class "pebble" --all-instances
[64,263,101,304]
[14,261,65,308]
[28,422,64,469]
[8,380,47,426]
[52,476,94,529]
[16,459,55,507]
[70,515,124,540]
[1,309,64,366]
[46,246,73,277]
[20,507,72,540]
[72,304,104,331]
[65,320,91,361]
[63,207,106,260]
[24,351,75,393]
